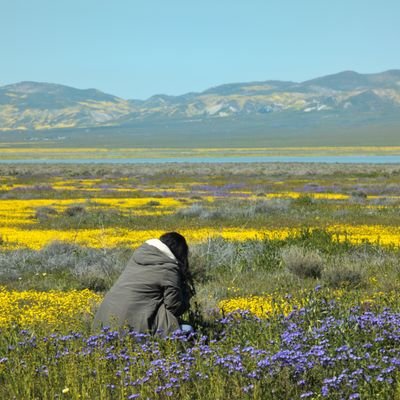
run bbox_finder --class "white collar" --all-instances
[145,239,177,261]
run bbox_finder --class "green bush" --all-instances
[146,200,161,207]
[64,204,86,217]
[281,245,324,279]
[293,194,314,207]
[34,206,58,220]
[323,262,365,289]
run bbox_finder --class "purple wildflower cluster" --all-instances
[190,183,250,198]
[2,302,400,399]
[300,184,342,194]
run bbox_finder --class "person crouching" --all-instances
[93,232,194,336]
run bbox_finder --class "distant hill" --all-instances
[121,70,400,121]
[0,81,131,131]
[1,70,400,146]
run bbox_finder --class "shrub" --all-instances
[289,228,347,255]
[350,190,368,203]
[253,199,291,214]
[146,200,161,207]
[73,265,111,292]
[351,190,368,199]
[281,245,324,279]
[199,210,222,219]
[177,204,221,219]
[189,238,237,281]
[64,205,86,217]
[323,262,365,289]
[41,241,127,277]
[177,204,204,217]
[34,206,58,220]
[190,238,282,284]
[293,194,314,207]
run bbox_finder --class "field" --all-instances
[1,162,400,399]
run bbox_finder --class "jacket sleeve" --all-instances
[162,264,190,317]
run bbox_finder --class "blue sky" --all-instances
[2,0,399,99]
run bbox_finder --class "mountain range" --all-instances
[1,70,400,146]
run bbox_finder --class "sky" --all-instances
[2,0,400,99]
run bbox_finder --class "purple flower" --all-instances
[321,385,329,396]
[300,392,314,398]
[242,384,254,393]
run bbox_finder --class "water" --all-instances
[1,155,400,164]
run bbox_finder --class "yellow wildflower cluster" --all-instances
[265,192,350,200]
[328,224,400,247]
[1,187,400,250]
[219,290,400,319]
[219,293,307,317]
[0,227,280,250]
[2,223,400,250]
[0,197,184,229]
[0,287,101,328]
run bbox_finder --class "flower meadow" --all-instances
[2,195,400,250]
[2,162,400,398]
[2,163,400,251]
[2,288,400,399]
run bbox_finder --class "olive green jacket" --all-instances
[93,241,189,336]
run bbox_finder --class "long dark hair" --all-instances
[159,232,195,296]
[159,231,188,266]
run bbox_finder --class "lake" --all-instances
[1,155,400,164]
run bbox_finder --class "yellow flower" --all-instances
[219,293,307,318]
[0,287,101,329]
[369,276,378,285]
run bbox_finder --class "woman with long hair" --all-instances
[93,232,194,336]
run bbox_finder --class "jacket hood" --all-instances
[145,239,176,260]
[132,242,178,266]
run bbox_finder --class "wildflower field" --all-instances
[1,162,400,399]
